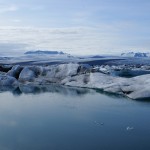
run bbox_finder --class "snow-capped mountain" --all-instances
[121,52,150,58]
[25,50,65,55]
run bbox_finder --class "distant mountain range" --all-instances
[25,50,65,55]
[121,52,150,58]
[89,55,105,58]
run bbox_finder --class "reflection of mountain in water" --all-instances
[0,84,95,97]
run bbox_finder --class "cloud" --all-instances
[0,4,18,13]
[11,19,21,23]
[29,5,45,11]
[0,26,118,55]
[0,24,149,55]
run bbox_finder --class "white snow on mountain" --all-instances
[121,52,150,58]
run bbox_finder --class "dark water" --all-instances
[0,85,150,150]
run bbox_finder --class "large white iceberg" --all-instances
[62,72,150,99]
[1,63,150,100]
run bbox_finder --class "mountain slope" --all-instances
[25,50,65,55]
[121,52,150,57]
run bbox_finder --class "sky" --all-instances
[0,0,150,55]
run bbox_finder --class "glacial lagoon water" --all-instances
[0,85,150,150]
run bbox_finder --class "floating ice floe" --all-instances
[0,63,150,100]
[126,126,134,131]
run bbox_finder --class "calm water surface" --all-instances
[0,85,150,150]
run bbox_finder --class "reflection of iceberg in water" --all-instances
[0,85,17,93]
[0,84,95,97]
[0,84,128,100]
[19,84,94,96]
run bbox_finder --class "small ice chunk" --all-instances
[126,126,134,131]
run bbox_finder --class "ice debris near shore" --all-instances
[0,63,149,100]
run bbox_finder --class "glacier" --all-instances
[0,63,150,100]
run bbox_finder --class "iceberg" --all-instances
[0,63,150,100]
[0,74,18,86]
